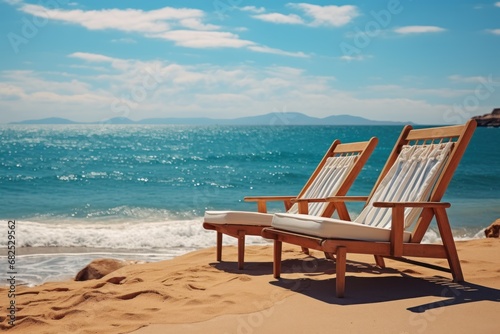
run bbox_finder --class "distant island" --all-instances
[10,112,412,126]
[472,108,500,127]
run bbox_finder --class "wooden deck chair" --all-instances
[203,137,378,269]
[262,120,477,297]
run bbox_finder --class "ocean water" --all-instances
[1,124,499,285]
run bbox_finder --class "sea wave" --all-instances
[0,218,269,250]
[0,215,485,252]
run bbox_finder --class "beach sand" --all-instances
[1,239,499,334]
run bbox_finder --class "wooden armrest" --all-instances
[291,198,328,203]
[382,201,450,257]
[244,196,296,202]
[373,201,451,208]
[325,196,369,203]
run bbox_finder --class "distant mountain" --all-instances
[11,117,78,124]
[10,112,412,126]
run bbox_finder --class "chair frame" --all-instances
[262,120,477,297]
[203,137,378,269]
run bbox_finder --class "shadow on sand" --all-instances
[211,256,500,312]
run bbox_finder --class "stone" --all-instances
[75,258,137,281]
[484,219,500,238]
[472,108,500,127]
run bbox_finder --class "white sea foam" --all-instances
[0,219,269,250]
[0,218,270,286]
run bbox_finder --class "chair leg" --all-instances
[237,231,245,270]
[374,255,385,268]
[324,252,336,260]
[335,246,347,298]
[435,208,464,282]
[273,240,282,279]
[216,232,223,262]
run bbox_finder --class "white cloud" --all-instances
[15,4,302,57]
[1,54,471,124]
[252,13,305,25]
[151,30,254,48]
[496,2,500,7]
[485,28,500,35]
[248,45,308,58]
[339,55,372,62]
[240,6,265,14]
[20,4,210,33]
[448,74,499,84]
[68,52,134,71]
[69,52,116,63]
[367,84,471,98]
[249,3,358,27]
[288,3,359,27]
[394,26,446,34]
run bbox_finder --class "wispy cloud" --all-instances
[240,6,265,14]
[448,74,497,84]
[496,2,500,7]
[252,13,304,25]
[1,53,459,124]
[394,26,446,34]
[367,84,471,98]
[485,28,500,35]
[288,3,359,27]
[151,30,254,48]
[20,4,215,32]
[250,3,359,27]
[339,55,372,62]
[248,45,308,58]
[68,52,133,71]
[15,4,303,57]
[69,52,116,63]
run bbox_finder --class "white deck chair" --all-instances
[263,121,477,297]
[203,138,378,269]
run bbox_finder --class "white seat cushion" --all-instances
[272,213,411,242]
[204,211,273,226]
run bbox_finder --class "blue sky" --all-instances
[0,0,499,124]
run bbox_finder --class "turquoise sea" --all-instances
[1,125,499,285]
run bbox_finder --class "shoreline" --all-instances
[1,239,499,333]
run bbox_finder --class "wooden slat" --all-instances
[334,140,376,154]
[325,196,369,202]
[321,239,391,255]
[373,201,451,208]
[386,256,451,273]
[262,228,324,250]
[204,223,265,239]
[405,124,467,141]
[244,195,296,202]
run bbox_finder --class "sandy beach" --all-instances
[1,238,499,334]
